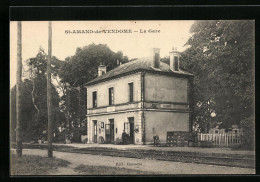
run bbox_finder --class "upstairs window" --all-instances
[109,87,114,105]
[174,56,179,71]
[92,91,97,108]
[128,82,134,102]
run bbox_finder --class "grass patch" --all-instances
[74,164,157,175]
[231,144,255,151]
[11,154,71,175]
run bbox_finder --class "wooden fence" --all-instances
[197,133,241,147]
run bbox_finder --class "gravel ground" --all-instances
[11,149,255,175]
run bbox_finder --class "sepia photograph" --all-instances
[10,20,255,175]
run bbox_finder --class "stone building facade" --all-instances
[85,48,193,144]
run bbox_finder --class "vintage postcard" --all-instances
[10,20,255,175]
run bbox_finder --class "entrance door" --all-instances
[93,120,97,143]
[110,120,114,143]
[128,117,134,144]
[105,119,114,143]
[105,124,111,143]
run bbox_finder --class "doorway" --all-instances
[105,119,114,143]
[128,117,134,144]
[93,120,97,143]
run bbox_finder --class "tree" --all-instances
[58,44,129,139]
[240,116,254,150]
[181,20,254,132]
[59,43,129,86]
[11,49,62,143]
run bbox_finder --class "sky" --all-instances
[10,20,194,88]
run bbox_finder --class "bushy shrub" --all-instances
[240,116,255,150]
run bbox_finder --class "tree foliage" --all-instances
[160,56,170,65]
[11,49,63,142]
[59,43,129,87]
[181,20,254,132]
[240,116,255,150]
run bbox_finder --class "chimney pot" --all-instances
[170,47,180,71]
[151,48,160,68]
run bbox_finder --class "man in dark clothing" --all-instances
[153,135,159,146]
[122,130,128,144]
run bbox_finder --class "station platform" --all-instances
[53,143,255,156]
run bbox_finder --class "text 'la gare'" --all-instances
[139,29,160,33]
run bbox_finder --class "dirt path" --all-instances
[19,149,255,175]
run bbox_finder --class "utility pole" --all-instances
[77,87,81,128]
[16,21,22,158]
[67,87,71,131]
[47,21,53,157]
[65,83,71,143]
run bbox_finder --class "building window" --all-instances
[128,82,134,102]
[92,91,97,108]
[109,87,114,105]
[174,56,179,71]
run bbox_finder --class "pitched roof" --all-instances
[85,57,193,86]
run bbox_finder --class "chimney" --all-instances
[151,48,160,68]
[169,47,180,71]
[98,63,106,77]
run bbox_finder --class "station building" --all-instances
[85,48,193,144]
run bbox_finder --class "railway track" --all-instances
[71,147,255,169]
[13,143,255,169]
